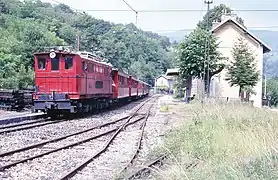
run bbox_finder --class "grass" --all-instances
[152,101,278,180]
[159,105,170,112]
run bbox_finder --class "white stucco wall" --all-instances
[155,76,169,88]
[212,22,263,107]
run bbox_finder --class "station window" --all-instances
[65,57,73,70]
[95,81,103,89]
[51,57,59,71]
[38,58,46,70]
[91,64,94,72]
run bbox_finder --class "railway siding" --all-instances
[0,95,182,180]
[0,97,153,179]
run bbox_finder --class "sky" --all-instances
[41,0,278,33]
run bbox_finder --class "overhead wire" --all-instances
[49,1,278,12]
[82,9,278,12]
[49,0,278,32]
[154,26,278,33]
[121,0,138,25]
[121,0,137,13]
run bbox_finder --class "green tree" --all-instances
[173,75,186,98]
[197,4,245,30]
[177,27,226,98]
[0,0,172,89]
[17,64,34,89]
[265,78,278,107]
[226,37,259,98]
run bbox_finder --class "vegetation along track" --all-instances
[59,95,160,179]
[0,96,158,174]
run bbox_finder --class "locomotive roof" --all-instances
[34,50,112,67]
[77,51,113,67]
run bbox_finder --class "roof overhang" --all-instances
[165,68,180,76]
[211,18,272,54]
[155,75,168,80]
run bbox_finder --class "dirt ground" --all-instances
[155,95,195,133]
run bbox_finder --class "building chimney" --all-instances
[221,10,237,22]
[212,20,220,29]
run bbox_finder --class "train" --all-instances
[31,47,151,116]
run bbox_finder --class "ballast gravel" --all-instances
[0,95,177,180]
[0,100,143,153]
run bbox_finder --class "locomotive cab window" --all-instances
[96,66,99,73]
[82,61,87,71]
[51,57,59,71]
[65,57,73,70]
[38,58,46,70]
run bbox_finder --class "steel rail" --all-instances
[0,119,68,134]
[0,118,49,130]
[0,116,145,171]
[59,96,157,180]
[0,115,131,157]
[127,154,168,179]
[117,104,153,177]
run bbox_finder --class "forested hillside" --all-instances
[0,0,173,89]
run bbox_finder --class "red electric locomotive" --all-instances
[32,47,151,116]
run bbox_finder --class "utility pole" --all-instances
[264,75,267,98]
[204,0,213,99]
[135,12,138,25]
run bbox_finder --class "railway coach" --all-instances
[32,47,151,116]
[110,69,150,102]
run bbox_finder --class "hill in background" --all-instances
[0,0,174,89]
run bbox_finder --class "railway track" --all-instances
[114,95,166,180]
[0,98,150,134]
[0,118,71,134]
[0,115,145,171]
[127,154,168,179]
[117,99,154,178]
[0,118,48,130]
[0,96,158,176]
[60,95,159,179]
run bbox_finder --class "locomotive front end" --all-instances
[32,91,76,114]
[32,47,78,115]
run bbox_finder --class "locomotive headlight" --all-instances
[49,52,56,59]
